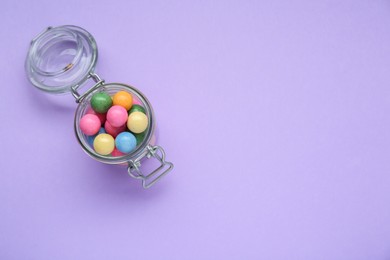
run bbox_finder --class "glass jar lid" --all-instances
[25,25,98,94]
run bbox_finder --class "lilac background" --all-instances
[1,0,390,259]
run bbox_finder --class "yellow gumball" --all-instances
[127,112,148,134]
[93,133,115,155]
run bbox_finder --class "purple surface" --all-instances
[1,0,390,259]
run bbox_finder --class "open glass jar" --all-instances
[25,25,173,188]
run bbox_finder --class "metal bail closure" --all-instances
[71,72,105,103]
[128,145,174,189]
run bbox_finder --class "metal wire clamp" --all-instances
[128,145,174,189]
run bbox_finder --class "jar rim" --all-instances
[29,27,84,77]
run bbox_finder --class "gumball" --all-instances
[80,114,101,135]
[115,132,137,153]
[86,107,106,125]
[87,127,106,147]
[132,97,142,105]
[127,112,148,134]
[87,135,94,147]
[113,91,133,110]
[134,132,146,145]
[111,147,125,157]
[106,105,128,127]
[128,104,145,115]
[91,92,112,113]
[93,133,115,155]
[104,120,126,138]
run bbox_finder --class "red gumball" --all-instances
[86,107,106,125]
[104,120,126,138]
[111,147,125,157]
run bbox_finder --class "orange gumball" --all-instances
[112,91,133,110]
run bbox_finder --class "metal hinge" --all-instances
[71,73,105,103]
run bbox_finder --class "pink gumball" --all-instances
[80,114,101,136]
[104,120,126,138]
[111,147,125,157]
[132,98,142,105]
[86,107,106,125]
[107,105,128,127]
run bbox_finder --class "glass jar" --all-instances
[25,25,173,188]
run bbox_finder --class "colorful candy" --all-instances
[93,133,115,155]
[107,105,128,127]
[91,92,112,113]
[134,132,146,145]
[115,132,137,153]
[127,111,148,134]
[86,107,106,125]
[82,89,150,157]
[113,91,133,110]
[87,127,106,146]
[129,104,146,115]
[80,114,101,135]
[111,147,125,157]
[104,120,126,138]
[132,97,142,105]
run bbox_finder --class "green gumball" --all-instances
[134,132,146,145]
[91,92,112,113]
[129,104,146,115]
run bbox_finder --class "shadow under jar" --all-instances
[25,25,173,188]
